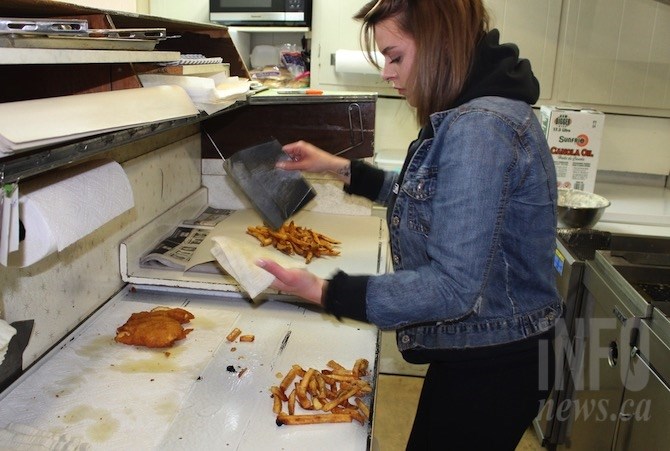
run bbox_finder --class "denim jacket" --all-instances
[364,96,562,351]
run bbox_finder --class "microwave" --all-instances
[210,0,312,27]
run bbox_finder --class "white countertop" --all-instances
[370,155,670,234]
[594,182,670,236]
[0,287,378,450]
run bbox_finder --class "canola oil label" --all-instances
[541,105,605,193]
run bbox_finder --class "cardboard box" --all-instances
[540,106,605,193]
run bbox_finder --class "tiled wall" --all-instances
[0,129,202,367]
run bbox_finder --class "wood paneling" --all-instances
[201,101,376,160]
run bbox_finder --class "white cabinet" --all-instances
[311,0,563,98]
[557,0,670,111]
[490,0,670,115]
[310,0,669,118]
[149,0,209,23]
[485,0,563,101]
[310,0,393,94]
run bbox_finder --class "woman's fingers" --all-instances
[256,259,324,305]
[257,258,284,278]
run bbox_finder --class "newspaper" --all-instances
[181,207,234,228]
[139,207,234,273]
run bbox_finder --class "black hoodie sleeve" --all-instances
[343,160,386,201]
[323,271,370,323]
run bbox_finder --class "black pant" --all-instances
[406,338,555,451]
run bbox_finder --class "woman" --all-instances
[258,0,561,449]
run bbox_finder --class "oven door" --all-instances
[559,260,639,450]
[534,239,586,449]
[612,319,670,451]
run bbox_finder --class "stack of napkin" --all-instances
[210,236,304,299]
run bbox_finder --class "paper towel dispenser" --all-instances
[331,50,384,76]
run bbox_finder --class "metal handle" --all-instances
[611,412,632,451]
[204,130,227,163]
[607,341,619,368]
[333,103,365,157]
[0,18,89,35]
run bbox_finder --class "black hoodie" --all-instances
[455,29,539,107]
[324,29,540,322]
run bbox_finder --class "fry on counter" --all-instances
[270,359,371,427]
[226,327,242,342]
[276,413,353,426]
[247,221,341,264]
[355,397,370,419]
[279,366,299,393]
[239,334,255,342]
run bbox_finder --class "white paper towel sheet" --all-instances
[209,236,304,299]
[334,49,384,75]
[0,85,199,154]
[8,159,134,268]
[139,73,251,115]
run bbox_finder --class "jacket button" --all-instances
[401,335,410,344]
[392,216,400,226]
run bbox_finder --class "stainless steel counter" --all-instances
[0,286,379,450]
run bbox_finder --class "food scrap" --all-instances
[114,307,194,348]
[226,327,254,343]
[247,221,341,264]
[226,327,242,342]
[271,358,371,426]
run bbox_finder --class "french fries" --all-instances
[270,359,371,427]
[276,413,353,426]
[247,221,341,264]
[279,366,299,393]
[226,328,255,343]
[226,327,242,342]
[355,397,370,419]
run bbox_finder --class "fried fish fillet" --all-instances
[115,307,194,348]
[127,307,194,324]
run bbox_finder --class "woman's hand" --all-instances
[279,140,352,184]
[257,258,326,306]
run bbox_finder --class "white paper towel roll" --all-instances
[334,49,384,75]
[8,159,134,268]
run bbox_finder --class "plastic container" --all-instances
[249,45,279,69]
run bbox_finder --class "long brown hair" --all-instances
[354,0,489,126]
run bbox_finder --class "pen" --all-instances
[276,89,324,95]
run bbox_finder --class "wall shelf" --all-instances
[0,0,252,183]
[0,102,249,185]
[226,26,309,33]
[0,48,181,65]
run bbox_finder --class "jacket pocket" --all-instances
[402,166,437,235]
